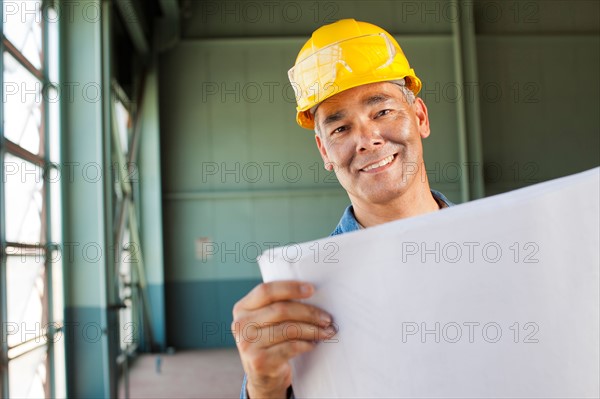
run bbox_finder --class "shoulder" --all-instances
[330,205,361,236]
[431,189,455,207]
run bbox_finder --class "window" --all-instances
[1,1,65,397]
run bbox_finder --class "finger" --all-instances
[245,340,316,383]
[264,339,319,365]
[241,301,332,329]
[236,322,336,352]
[236,281,314,311]
[261,322,337,348]
[246,340,318,378]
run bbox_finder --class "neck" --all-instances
[351,184,440,228]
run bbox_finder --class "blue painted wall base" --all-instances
[165,279,261,348]
[64,307,109,398]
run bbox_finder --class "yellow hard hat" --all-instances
[288,19,422,130]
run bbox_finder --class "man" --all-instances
[233,19,453,398]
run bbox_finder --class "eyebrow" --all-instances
[362,94,393,107]
[322,111,346,127]
[321,94,393,127]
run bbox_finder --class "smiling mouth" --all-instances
[361,154,397,172]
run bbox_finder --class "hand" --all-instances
[232,281,336,398]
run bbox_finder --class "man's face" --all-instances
[314,82,431,206]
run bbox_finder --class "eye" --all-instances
[331,125,348,135]
[376,109,391,118]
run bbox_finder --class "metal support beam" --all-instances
[115,0,149,56]
[159,0,179,19]
[61,0,114,396]
[156,0,180,52]
[0,23,8,390]
[457,0,485,199]
[137,63,167,350]
[451,0,472,203]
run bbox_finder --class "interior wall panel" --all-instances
[159,35,464,348]
[157,0,600,350]
[477,36,600,195]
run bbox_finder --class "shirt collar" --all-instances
[331,190,454,236]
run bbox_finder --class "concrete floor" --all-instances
[119,348,245,398]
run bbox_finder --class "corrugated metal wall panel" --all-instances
[159,0,599,349]
[159,34,465,347]
[478,36,599,194]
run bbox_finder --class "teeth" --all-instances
[363,155,394,171]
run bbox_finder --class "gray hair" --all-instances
[392,78,416,105]
[313,78,416,136]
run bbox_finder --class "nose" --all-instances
[356,120,384,153]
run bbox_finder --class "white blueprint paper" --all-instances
[258,167,600,398]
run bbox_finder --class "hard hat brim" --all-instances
[297,75,422,130]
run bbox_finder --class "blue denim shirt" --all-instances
[330,189,453,236]
[240,189,454,398]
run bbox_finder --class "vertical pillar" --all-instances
[0,5,8,397]
[139,62,166,350]
[457,0,485,199]
[60,0,114,397]
[451,0,472,203]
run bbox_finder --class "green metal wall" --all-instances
[474,0,600,193]
[159,37,466,347]
[478,35,600,194]
[159,0,599,349]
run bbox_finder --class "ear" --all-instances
[314,133,332,167]
[413,97,431,139]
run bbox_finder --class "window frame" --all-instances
[0,1,64,397]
